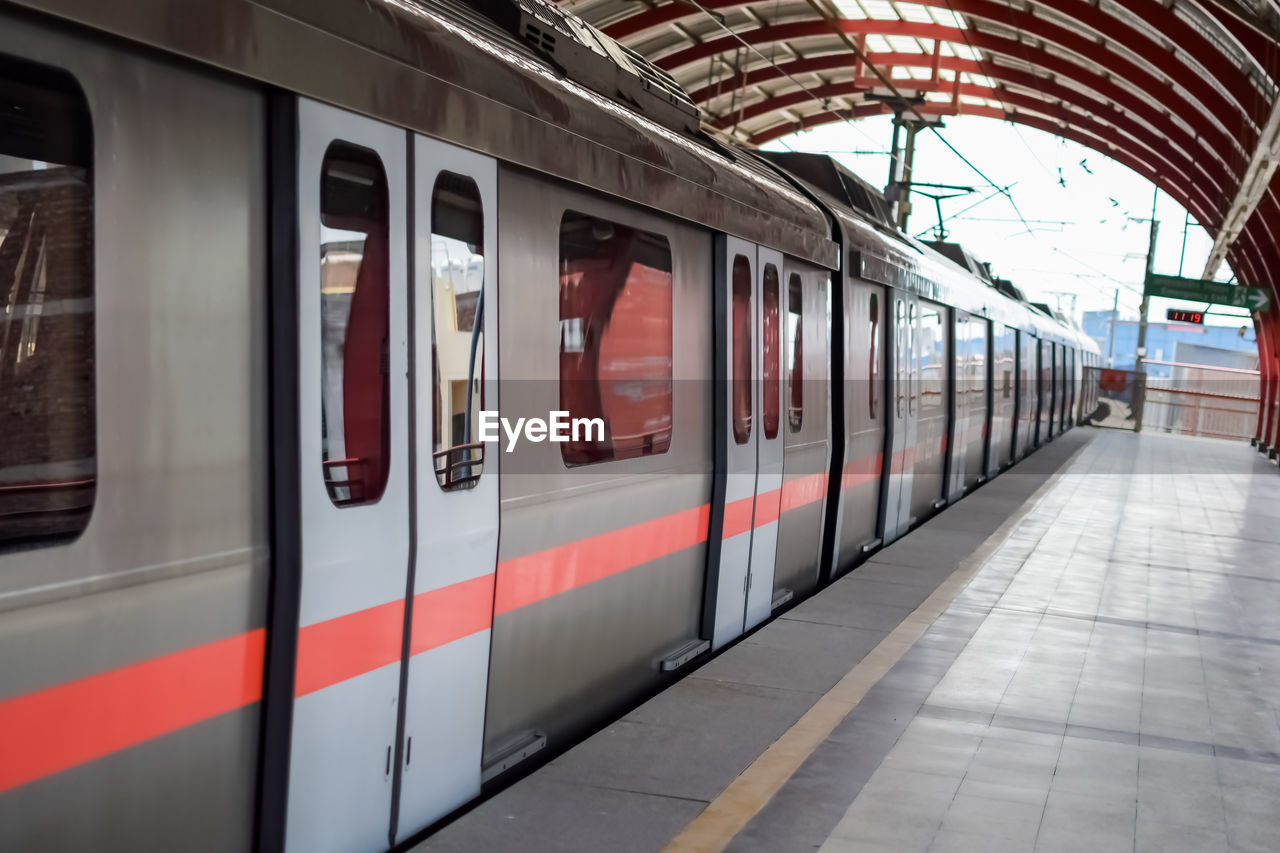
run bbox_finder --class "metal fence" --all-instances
[1140,360,1260,440]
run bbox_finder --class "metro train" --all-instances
[0,0,1100,851]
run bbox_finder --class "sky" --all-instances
[762,115,1254,331]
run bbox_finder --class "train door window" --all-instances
[319,141,390,507]
[430,171,485,490]
[786,273,803,432]
[762,264,780,440]
[0,57,94,552]
[731,254,752,444]
[868,292,879,420]
[559,211,673,465]
[918,302,945,418]
[1001,327,1014,398]
[907,302,917,417]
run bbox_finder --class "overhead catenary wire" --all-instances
[678,0,1166,308]
[680,0,1037,237]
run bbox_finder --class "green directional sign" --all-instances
[1144,273,1270,312]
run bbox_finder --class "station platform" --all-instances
[418,429,1280,853]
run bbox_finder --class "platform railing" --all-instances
[1140,360,1260,441]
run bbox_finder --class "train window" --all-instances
[762,264,780,440]
[430,172,485,490]
[319,141,390,507]
[559,211,673,466]
[918,302,945,417]
[868,292,879,420]
[0,57,95,553]
[786,274,803,432]
[731,254,752,444]
[1001,326,1015,399]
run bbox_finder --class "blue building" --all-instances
[1082,310,1258,379]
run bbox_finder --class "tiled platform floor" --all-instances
[810,431,1280,853]
[420,430,1280,853]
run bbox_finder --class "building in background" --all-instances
[1082,311,1258,379]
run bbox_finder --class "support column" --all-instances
[1254,314,1269,447]
[1264,317,1274,455]
[896,121,923,231]
[1135,219,1159,372]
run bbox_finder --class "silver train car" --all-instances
[0,0,1101,851]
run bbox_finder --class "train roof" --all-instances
[11,0,837,267]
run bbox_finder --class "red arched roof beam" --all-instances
[935,0,1264,129]
[655,20,1253,171]
[1191,0,1280,78]
[717,80,1219,219]
[612,0,1264,127]
[706,59,1236,204]
[748,104,1223,242]
[825,98,1217,227]
[1063,0,1267,104]
[689,48,1238,190]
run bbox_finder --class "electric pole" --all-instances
[1106,288,1119,368]
[1134,188,1159,372]
[1135,218,1159,372]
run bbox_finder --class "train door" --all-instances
[769,265,828,602]
[969,318,991,484]
[1015,331,1035,458]
[1046,341,1055,441]
[746,253,786,627]
[1069,349,1077,425]
[394,137,500,842]
[832,280,884,571]
[948,311,971,500]
[1059,347,1070,432]
[951,315,989,495]
[881,289,917,542]
[989,324,1016,475]
[287,100,411,853]
[713,237,783,648]
[1045,342,1053,438]
[908,300,948,522]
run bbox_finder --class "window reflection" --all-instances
[731,255,752,445]
[319,141,390,507]
[786,274,803,432]
[559,211,673,465]
[0,58,95,552]
[762,264,780,440]
[430,172,485,490]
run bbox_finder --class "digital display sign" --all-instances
[1166,308,1205,324]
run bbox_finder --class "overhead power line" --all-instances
[681,0,1036,236]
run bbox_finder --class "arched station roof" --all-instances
[561,0,1280,307]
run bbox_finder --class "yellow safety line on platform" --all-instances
[661,438,1092,853]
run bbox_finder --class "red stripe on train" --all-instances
[296,574,501,695]
[294,600,404,697]
[722,497,755,539]
[0,455,856,790]
[494,503,712,614]
[0,629,265,794]
[410,575,495,655]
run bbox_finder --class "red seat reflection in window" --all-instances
[868,293,880,421]
[319,141,390,507]
[787,274,803,433]
[559,212,673,466]
[762,264,780,440]
[731,255,752,445]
